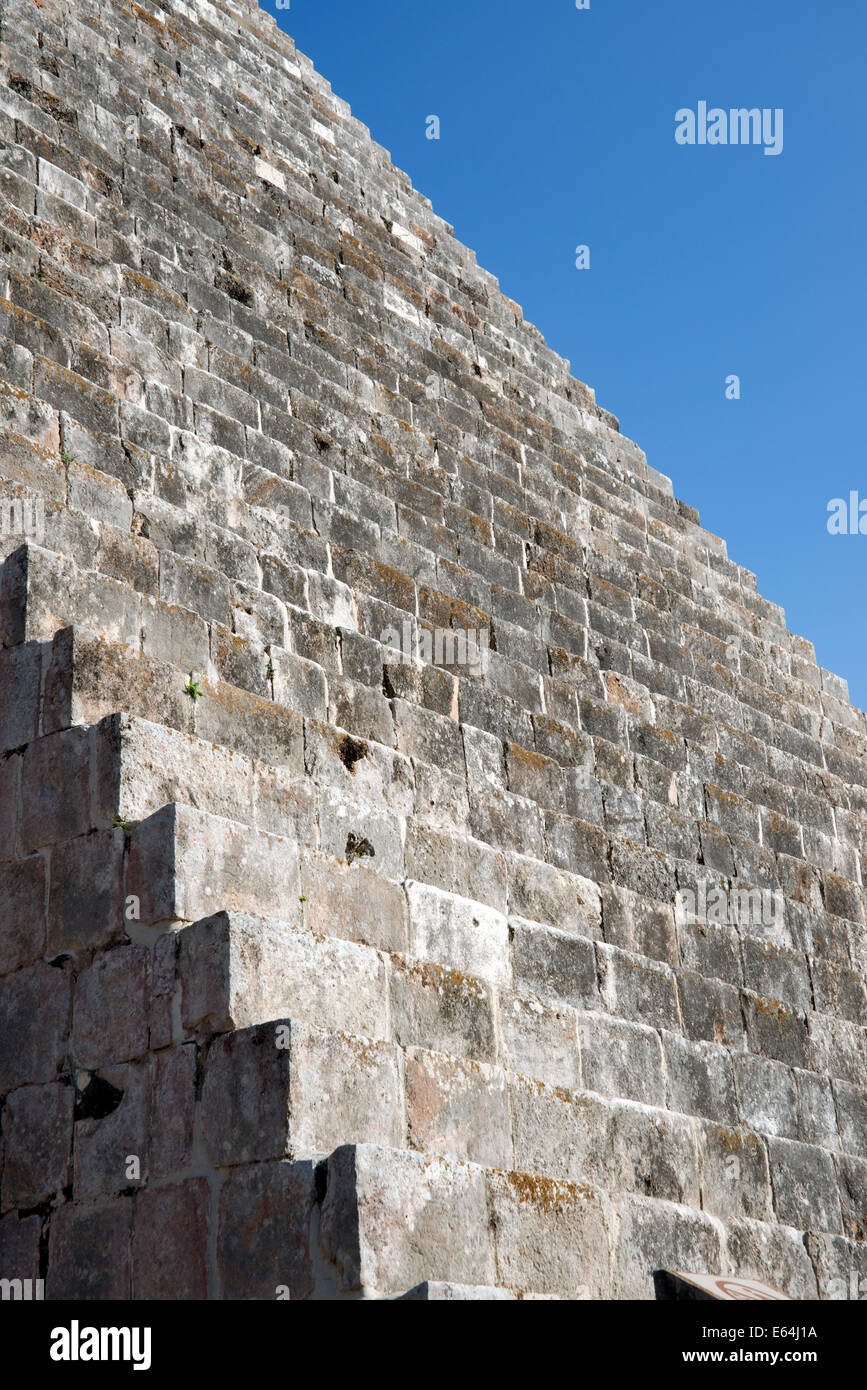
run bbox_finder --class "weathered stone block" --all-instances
[725,1216,819,1298]
[150,1044,196,1178]
[407,881,510,987]
[0,958,72,1091]
[201,1019,402,1166]
[500,989,581,1090]
[131,1179,209,1299]
[390,956,496,1062]
[217,1160,316,1301]
[732,1054,799,1139]
[319,1144,494,1295]
[578,1012,666,1107]
[47,828,124,954]
[406,1049,511,1168]
[598,942,680,1030]
[606,1099,701,1206]
[766,1136,842,1234]
[488,1170,610,1297]
[20,726,91,851]
[0,640,40,752]
[0,854,46,975]
[2,1081,73,1209]
[73,1061,150,1200]
[127,803,300,926]
[663,1033,739,1126]
[696,1122,773,1222]
[0,1211,41,1284]
[48,1196,132,1300]
[509,855,602,937]
[510,1078,608,1186]
[512,920,597,1012]
[299,851,408,953]
[72,945,149,1068]
[177,912,389,1042]
[610,1193,722,1299]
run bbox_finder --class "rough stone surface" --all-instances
[0,0,864,1301]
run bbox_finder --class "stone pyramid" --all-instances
[0,0,865,1300]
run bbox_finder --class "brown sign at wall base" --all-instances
[656,1271,792,1301]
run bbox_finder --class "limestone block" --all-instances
[1,544,141,650]
[0,640,40,752]
[176,911,390,1042]
[0,855,46,974]
[93,712,255,827]
[20,726,91,851]
[500,989,581,1090]
[201,1019,402,1166]
[610,1193,723,1300]
[48,1196,132,1300]
[487,1170,610,1298]
[832,1079,867,1158]
[217,1160,316,1301]
[725,1216,819,1298]
[0,1211,41,1284]
[150,1044,196,1179]
[606,1099,701,1206]
[695,1122,773,1223]
[510,1078,609,1187]
[299,851,408,953]
[72,945,149,1068]
[405,1049,511,1168]
[766,1136,842,1234]
[390,955,496,1062]
[1,1081,73,1208]
[512,919,597,1012]
[317,786,404,879]
[404,825,508,913]
[319,1144,495,1295]
[131,1179,209,1299]
[126,803,300,926]
[508,854,602,937]
[732,1054,799,1140]
[0,958,72,1091]
[47,828,124,954]
[578,1011,666,1107]
[406,881,510,987]
[598,942,680,1030]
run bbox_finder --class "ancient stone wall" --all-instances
[0,0,865,1299]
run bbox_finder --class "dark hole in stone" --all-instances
[338,735,367,774]
[75,1075,124,1122]
[314,433,331,453]
[345,831,375,863]
[220,273,254,307]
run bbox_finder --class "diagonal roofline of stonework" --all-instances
[9,0,858,719]
[185,0,855,717]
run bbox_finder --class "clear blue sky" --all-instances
[264,0,867,709]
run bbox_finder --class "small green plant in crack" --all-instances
[266,659,275,681]
[60,450,76,465]
[113,815,132,834]
[184,673,203,701]
[299,895,308,903]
